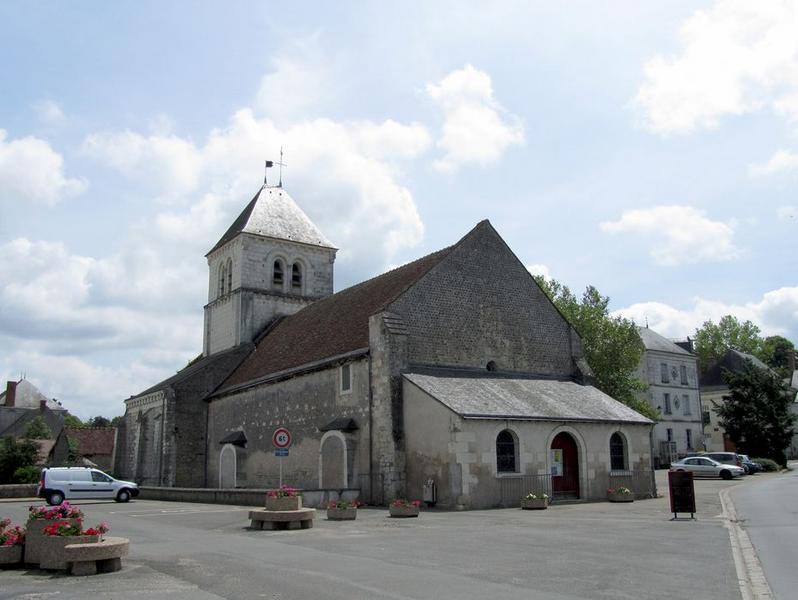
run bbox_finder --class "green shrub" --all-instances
[751,458,780,472]
[13,465,41,483]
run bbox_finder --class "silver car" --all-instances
[670,457,745,480]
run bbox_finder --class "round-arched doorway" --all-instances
[551,432,579,499]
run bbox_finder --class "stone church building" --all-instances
[116,182,654,508]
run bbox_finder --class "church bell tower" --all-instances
[202,183,337,356]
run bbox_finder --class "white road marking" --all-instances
[109,507,250,517]
[720,487,774,600]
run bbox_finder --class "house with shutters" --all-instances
[634,327,703,467]
[116,181,655,508]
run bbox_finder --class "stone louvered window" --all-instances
[219,263,226,296]
[226,258,232,292]
[496,429,518,473]
[292,262,302,292]
[340,364,351,394]
[610,432,627,471]
[272,259,284,289]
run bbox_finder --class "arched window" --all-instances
[496,429,517,473]
[219,263,226,296]
[272,259,284,289]
[226,258,232,292]
[610,432,627,471]
[291,262,302,292]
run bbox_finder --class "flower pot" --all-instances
[24,518,82,566]
[39,534,100,571]
[608,491,634,503]
[0,545,23,567]
[265,496,302,511]
[520,498,549,510]
[327,507,357,521]
[389,505,419,518]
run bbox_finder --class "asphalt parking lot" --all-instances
[0,470,766,600]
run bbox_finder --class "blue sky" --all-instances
[1,1,796,418]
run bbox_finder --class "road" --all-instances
[0,472,750,600]
[731,465,798,599]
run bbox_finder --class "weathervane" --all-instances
[263,148,287,187]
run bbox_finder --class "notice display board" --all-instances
[668,471,696,519]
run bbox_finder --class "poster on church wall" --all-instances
[550,449,563,477]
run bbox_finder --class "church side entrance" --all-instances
[551,432,579,499]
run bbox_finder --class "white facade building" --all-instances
[635,328,703,467]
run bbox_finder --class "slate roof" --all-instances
[700,349,772,388]
[218,245,454,392]
[404,372,653,424]
[0,379,64,410]
[65,427,116,456]
[638,327,692,356]
[207,186,335,256]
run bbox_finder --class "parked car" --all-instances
[670,457,745,480]
[704,452,745,471]
[738,454,762,474]
[37,467,139,505]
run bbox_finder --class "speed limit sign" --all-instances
[272,427,292,449]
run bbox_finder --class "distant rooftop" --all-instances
[637,327,693,356]
[0,379,64,411]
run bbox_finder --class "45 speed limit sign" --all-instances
[272,427,292,449]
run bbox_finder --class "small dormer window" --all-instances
[292,263,302,292]
[272,260,284,289]
[226,258,232,292]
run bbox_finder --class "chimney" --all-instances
[5,381,16,407]
[40,399,47,411]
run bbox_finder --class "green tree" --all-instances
[110,415,124,428]
[715,360,795,466]
[534,278,655,419]
[694,316,763,371]
[757,335,796,379]
[63,413,84,429]
[23,416,52,440]
[0,436,39,484]
[87,416,111,428]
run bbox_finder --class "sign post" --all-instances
[272,428,292,488]
[668,470,696,520]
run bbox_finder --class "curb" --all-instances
[719,487,773,600]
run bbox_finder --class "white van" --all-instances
[37,467,139,505]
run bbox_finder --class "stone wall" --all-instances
[117,390,169,486]
[206,358,370,491]
[388,223,581,377]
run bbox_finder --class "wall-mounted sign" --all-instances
[550,449,563,477]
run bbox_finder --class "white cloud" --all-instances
[600,205,740,266]
[614,286,798,341]
[427,65,524,172]
[778,205,796,220]
[525,263,550,279]
[750,149,798,176]
[32,99,65,123]
[0,129,86,205]
[634,0,798,134]
[81,130,202,200]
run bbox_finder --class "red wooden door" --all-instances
[551,432,579,498]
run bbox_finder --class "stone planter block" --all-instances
[389,505,419,518]
[608,491,634,503]
[520,498,549,510]
[0,545,23,567]
[265,496,302,511]
[39,534,100,571]
[24,518,82,566]
[249,508,315,531]
[65,536,129,576]
[327,508,357,521]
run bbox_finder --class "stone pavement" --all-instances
[0,470,780,600]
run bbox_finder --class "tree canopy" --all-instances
[534,277,654,420]
[0,436,39,484]
[693,316,764,371]
[758,335,796,379]
[715,360,795,466]
[23,416,52,440]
